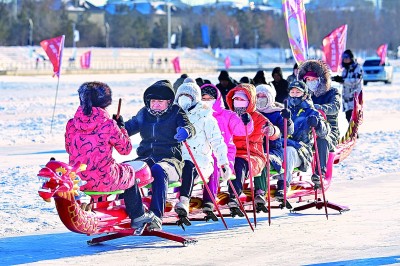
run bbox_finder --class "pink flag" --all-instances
[171,57,181,73]
[40,35,65,77]
[224,56,231,69]
[80,51,91,69]
[282,0,308,64]
[376,44,388,65]
[322,24,347,72]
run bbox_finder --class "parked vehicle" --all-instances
[362,57,393,85]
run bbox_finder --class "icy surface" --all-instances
[0,72,399,265]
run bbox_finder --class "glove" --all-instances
[280,108,291,119]
[332,75,344,83]
[262,124,275,137]
[220,165,233,181]
[307,115,319,128]
[240,113,251,125]
[112,114,125,129]
[174,127,189,142]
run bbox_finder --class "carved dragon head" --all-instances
[37,158,86,202]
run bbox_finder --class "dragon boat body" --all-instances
[37,92,363,245]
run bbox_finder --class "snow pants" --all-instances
[228,157,249,199]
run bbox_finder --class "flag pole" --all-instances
[50,76,60,134]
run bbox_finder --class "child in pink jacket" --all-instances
[200,83,254,212]
[65,81,159,230]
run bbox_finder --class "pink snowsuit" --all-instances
[65,107,136,192]
[200,84,254,203]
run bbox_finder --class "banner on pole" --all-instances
[322,24,347,72]
[376,44,388,65]
[40,35,65,77]
[201,24,210,47]
[282,0,308,64]
[171,56,181,73]
[80,51,91,69]
[224,56,231,69]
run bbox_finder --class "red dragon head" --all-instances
[37,159,86,202]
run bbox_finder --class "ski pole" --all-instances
[311,128,329,220]
[183,141,229,230]
[283,100,288,206]
[245,125,257,228]
[116,98,122,119]
[265,122,271,226]
[227,178,254,232]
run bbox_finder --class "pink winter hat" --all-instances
[303,71,318,79]
[233,91,248,100]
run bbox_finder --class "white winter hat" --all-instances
[175,78,202,106]
[233,91,248,100]
[256,83,276,108]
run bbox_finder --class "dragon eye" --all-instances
[56,171,63,177]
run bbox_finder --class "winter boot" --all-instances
[255,194,268,213]
[147,215,163,231]
[274,180,290,199]
[228,197,244,217]
[131,210,156,229]
[203,202,218,222]
[174,196,190,217]
[311,174,321,189]
[255,194,266,205]
[202,202,214,213]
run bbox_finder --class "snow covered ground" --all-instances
[0,72,399,265]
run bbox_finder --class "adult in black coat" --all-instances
[271,67,289,104]
[216,70,238,109]
[298,60,340,184]
[125,80,195,224]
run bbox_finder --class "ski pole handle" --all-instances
[116,98,122,119]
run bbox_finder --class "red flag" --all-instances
[322,24,347,72]
[224,56,231,69]
[376,44,388,65]
[80,51,91,69]
[40,35,65,77]
[171,56,181,73]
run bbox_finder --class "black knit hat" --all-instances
[78,81,112,116]
[200,84,218,99]
[218,70,230,81]
[343,49,354,60]
[253,70,267,85]
[144,80,175,107]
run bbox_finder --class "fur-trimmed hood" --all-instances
[226,83,257,113]
[298,59,331,97]
[255,83,283,113]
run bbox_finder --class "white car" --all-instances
[362,57,393,85]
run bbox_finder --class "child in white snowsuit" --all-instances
[174,78,230,216]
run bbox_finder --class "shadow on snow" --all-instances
[0,214,279,264]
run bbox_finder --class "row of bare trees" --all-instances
[0,0,399,51]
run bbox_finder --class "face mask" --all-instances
[233,100,249,108]
[178,95,192,111]
[202,99,216,109]
[306,80,320,92]
[148,108,168,117]
[234,107,247,115]
[288,96,303,107]
[256,98,268,109]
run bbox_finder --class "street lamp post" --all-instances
[254,28,259,49]
[105,22,110,48]
[72,23,76,48]
[28,18,33,46]
[177,25,182,48]
[167,2,172,49]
